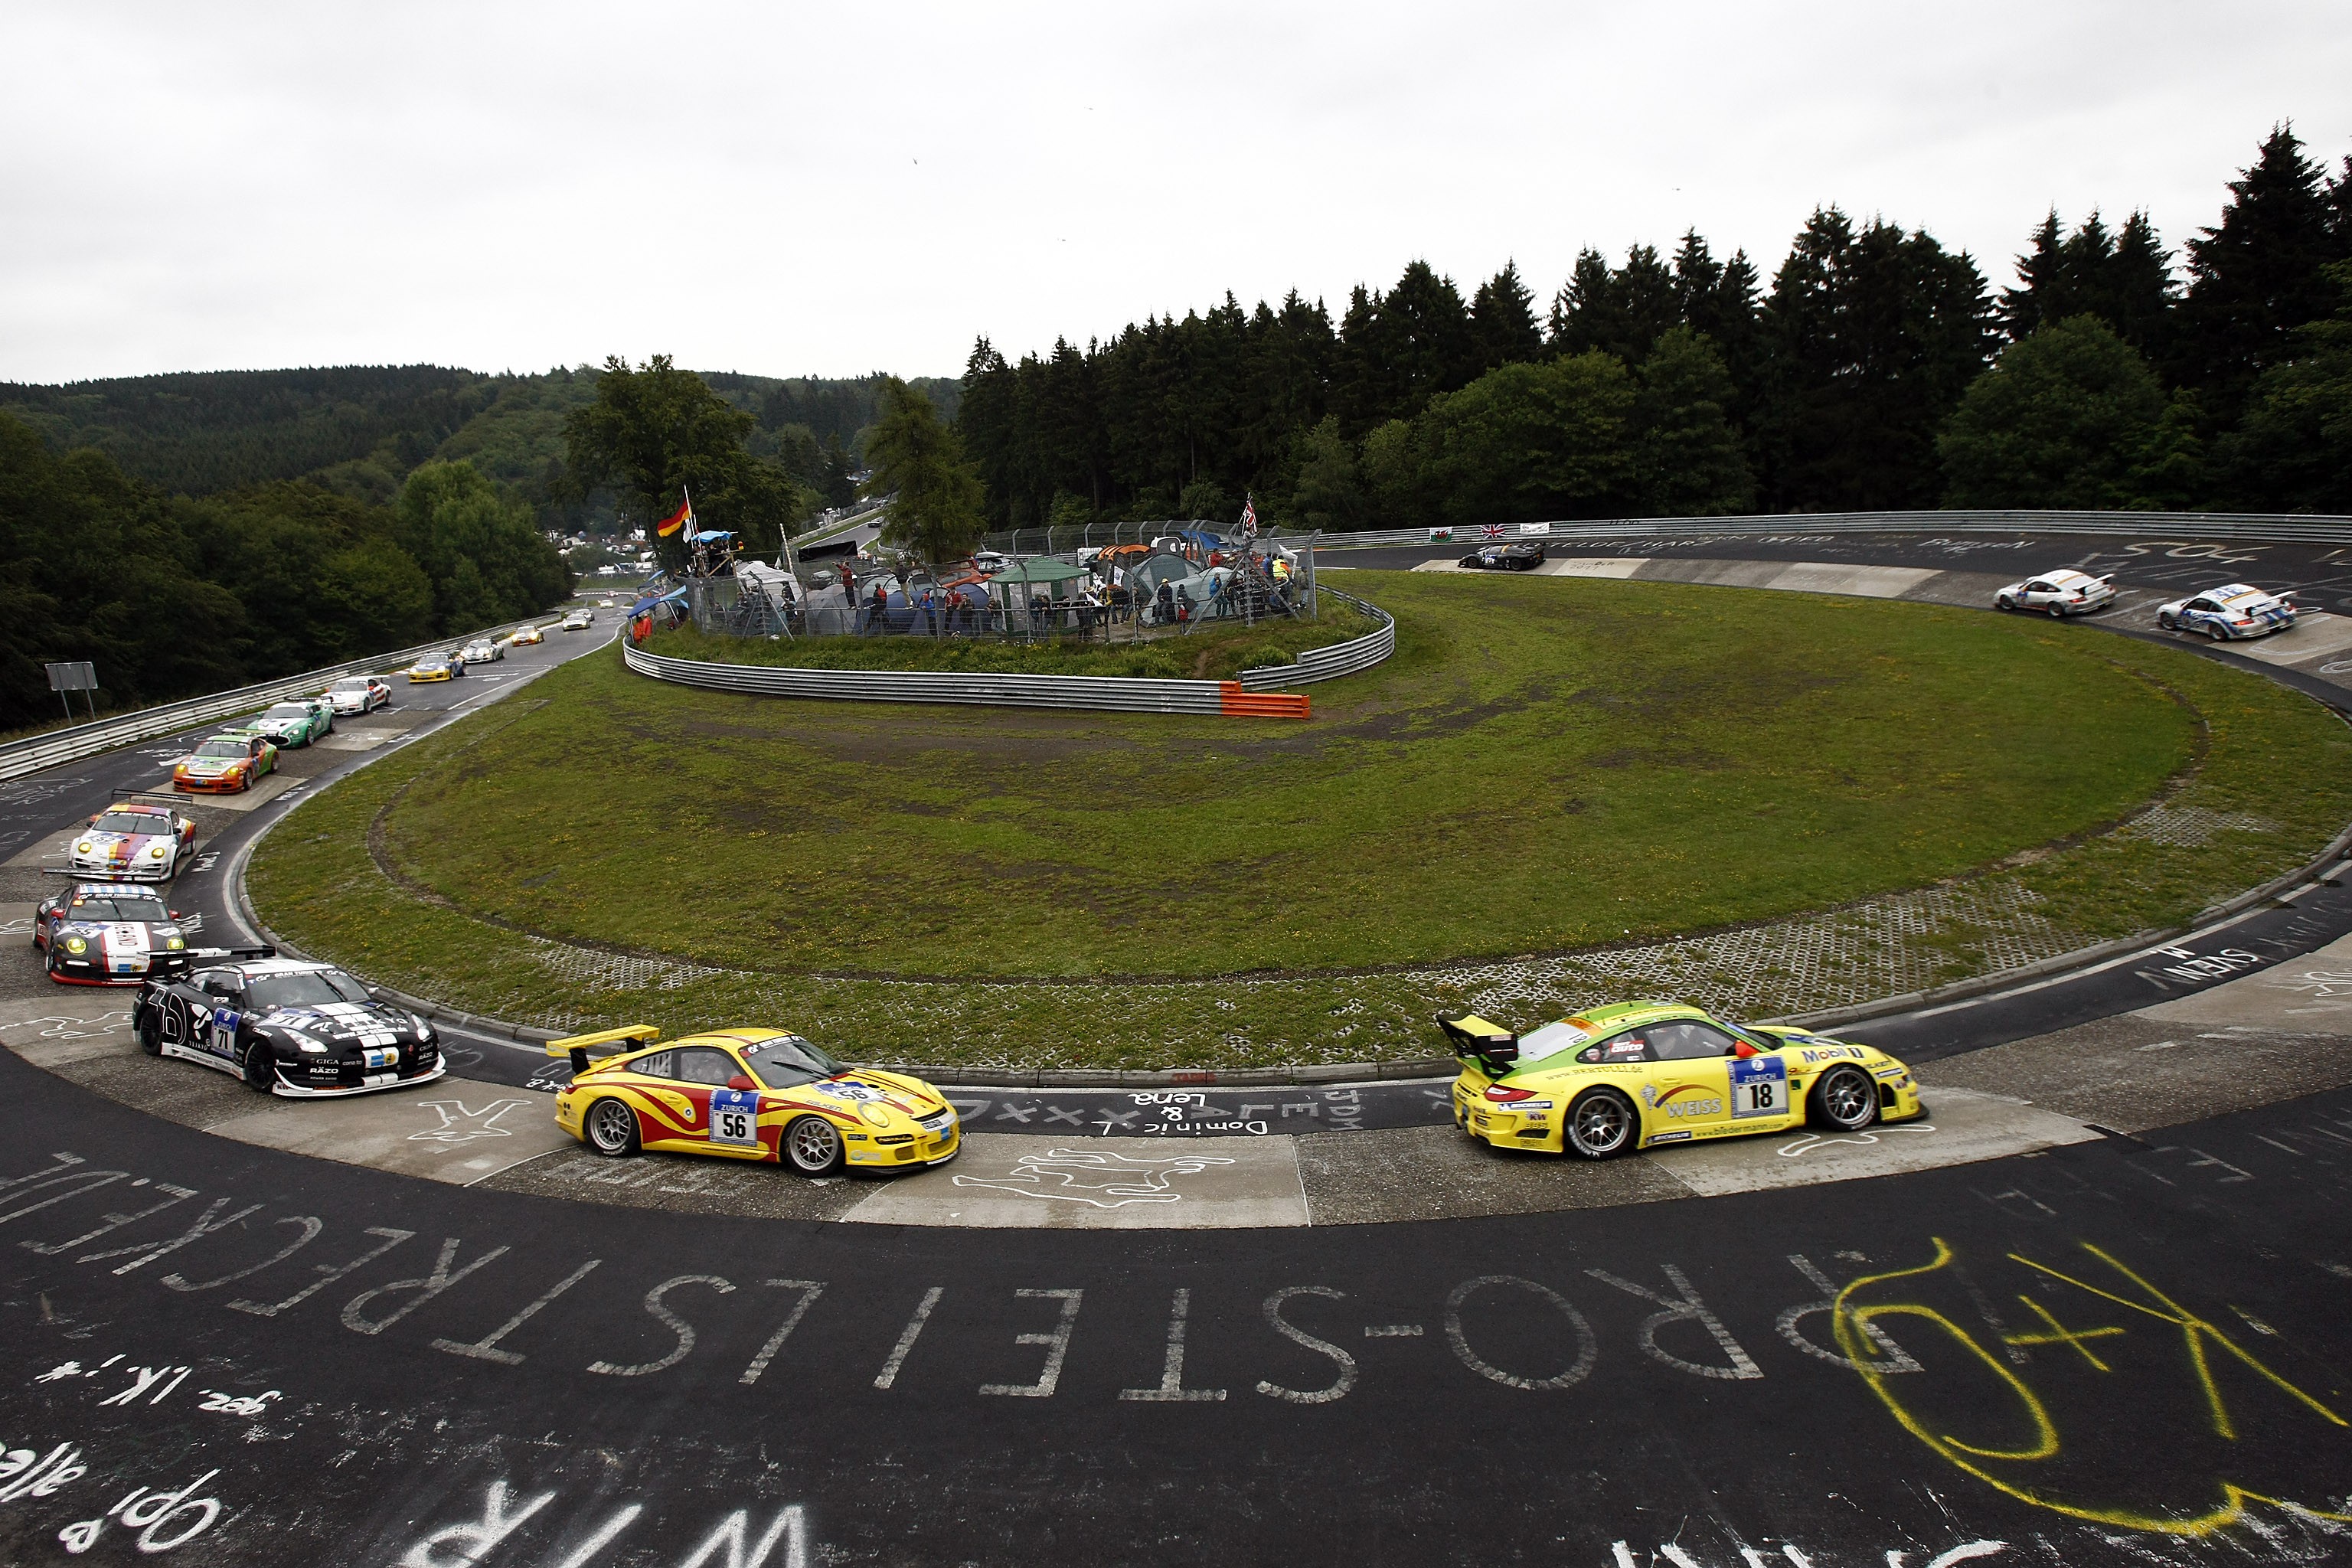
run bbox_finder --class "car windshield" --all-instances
[263,707,309,723]
[246,969,373,1011]
[194,740,245,759]
[740,1034,844,1089]
[333,679,369,691]
[90,812,162,835]
[68,896,165,920]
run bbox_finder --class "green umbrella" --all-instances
[997,557,1093,586]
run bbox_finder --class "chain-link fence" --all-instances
[683,537,1320,642]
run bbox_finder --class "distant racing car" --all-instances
[405,652,466,682]
[459,639,505,664]
[252,699,335,748]
[1442,1000,1922,1159]
[172,732,278,794]
[2156,583,2299,641]
[132,955,445,1096]
[322,675,392,714]
[60,800,196,881]
[1994,568,2115,617]
[1459,543,1547,571]
[560,609,595,630]
[509,623,545,646]
[34,882,195,985]
[548,1024,960,1175]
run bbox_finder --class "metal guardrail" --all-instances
[1238,589,1394,691]
[0,612,567,785]
[622,588,1399,714]
[1295,508,2352,550]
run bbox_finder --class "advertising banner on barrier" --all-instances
[1519,522,1553,535]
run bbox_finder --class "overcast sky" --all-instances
[4,1,2347,387]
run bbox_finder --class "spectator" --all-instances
[1154,579,1175,626]
[868,580,890,635]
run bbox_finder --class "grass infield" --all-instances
[248,572,2352,1070]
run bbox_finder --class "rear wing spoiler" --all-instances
[112,788,190,809]
[547,1024,662,1076]
[1437,1011,1518,1069]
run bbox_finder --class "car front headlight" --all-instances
[286,1033,327,1054]
[63,936,87,953]
[165,936,185,950]
[75,841,93,855]
[147,843,169,858]
[860,1103,893,1128]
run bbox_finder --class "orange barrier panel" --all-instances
[1218,682,1309,720]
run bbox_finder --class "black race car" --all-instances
[132,955,446,1097]
[33,882,196,986]
[1459,543,1547,570]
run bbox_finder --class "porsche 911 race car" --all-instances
[548,1024,960,1175]
[132,955,445,1096]
[459,639,505,664]
[1442,1000,1922,1159]
[1994,567,2115,616]
[560,609,595,630]
[33,883,194,985]
[509,623,545,646]
[2156,583,2299,641]
[405,652,467,682]
[172,731,278,793]
[1459,543,1547,571]
[58,800,195,881]
[322,675,391,714]
[251,698,334,748]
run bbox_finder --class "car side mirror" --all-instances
[1733,1042,1760,1058]
[727,1074,756,1092]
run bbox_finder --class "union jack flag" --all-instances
[1481,524,1504,539]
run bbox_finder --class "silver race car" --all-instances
[1994,568,2116,617]
[2156,583,2299,641]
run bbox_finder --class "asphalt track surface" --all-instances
[3,544,2352,1565]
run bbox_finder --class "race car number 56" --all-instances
[710,1088,761,1147]
[1730,1057,1786,1118]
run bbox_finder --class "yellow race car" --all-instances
[509,623,545,646]
[1442,1000,1922,1159]
[548,1024,959,1175]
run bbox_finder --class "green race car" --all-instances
[251,698,335,748]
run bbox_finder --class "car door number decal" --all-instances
[1730,1057,1787,1118]
[710,1088,762,1147]
[210,1007,240,1057]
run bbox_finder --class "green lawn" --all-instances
[247,571,2352,1069]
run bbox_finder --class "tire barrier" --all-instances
[0,612,567,784]
[619,592,1395,717]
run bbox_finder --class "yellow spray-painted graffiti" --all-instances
[1833,1237,2351,1537]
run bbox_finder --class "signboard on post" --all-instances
[45,662,97,723]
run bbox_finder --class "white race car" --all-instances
[59,802,197,882]
[459,639,505,664]
[323,675,392,714]
[2156,583,2299,641]
[1994,568,2116,617]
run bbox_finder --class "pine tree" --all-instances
[1549,250,1616,352]
[2001,211,2066,340]
[2105,212,2178,355]
[1468,262,1544,371]
[2174,125,2344,414]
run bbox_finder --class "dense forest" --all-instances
[0,367,961,534]
[957,127,2352,531]
[0,366,959,730]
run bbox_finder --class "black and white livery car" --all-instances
[33,883,195,985]
[1458,543,1547,571]
[132,955,446,1096]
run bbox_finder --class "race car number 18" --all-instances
[710,1087,762,1147]
[1729,1057,1787,1119]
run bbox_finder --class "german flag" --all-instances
[656,493,693,537]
